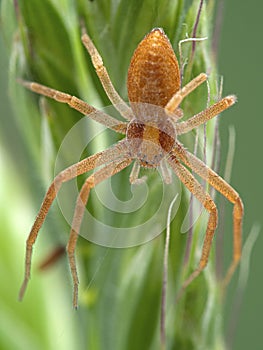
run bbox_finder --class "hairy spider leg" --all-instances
[81,33,134,121]
[168,153,218,292]
[18,80,127,134]
[173,143,243,286]
[67,157,132,308]
[165,72,208,114]
[176,95,237,135]
[19,140,130,301]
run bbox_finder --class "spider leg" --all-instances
[81,33,134,121]
[165,73,207,114]
[19,80,127,134]
[173,142,243,286]
[167,152,218,291]
[129,160,147,184]
[67,157,132,308]
[19,140,129,301]
[160,159,172,184]
[176,95,236,135]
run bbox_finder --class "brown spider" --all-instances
[19,28,243,308]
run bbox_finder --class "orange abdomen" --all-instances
[127,28,180,108]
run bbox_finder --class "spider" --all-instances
[19,28,243,308]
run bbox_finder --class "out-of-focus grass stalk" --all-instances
[1,0,229,349]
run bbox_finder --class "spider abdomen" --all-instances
[127,28,180,110]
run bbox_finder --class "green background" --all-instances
[0,0,262,349]
[218,0,263,349]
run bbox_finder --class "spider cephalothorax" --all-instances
[126,109,176,168]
